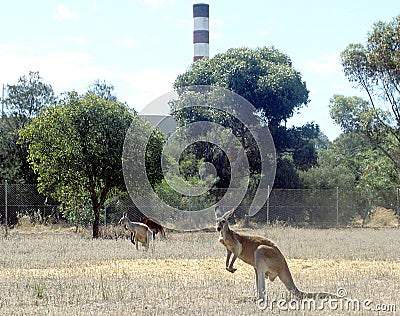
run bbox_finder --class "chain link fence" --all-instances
[254,188,399,227]
[1,182,399,229]
[0,181,60,227]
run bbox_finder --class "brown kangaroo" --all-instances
[215,206,336,301]
[140,216,166,239]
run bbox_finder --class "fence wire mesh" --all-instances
[0,183,60,226]
[1,183,399,228]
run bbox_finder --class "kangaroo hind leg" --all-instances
[255,245,283,299]
[254,246,269,300]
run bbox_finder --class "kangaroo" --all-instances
[118,212,153,251]
[140,216,166,240]
[215,206,335,301]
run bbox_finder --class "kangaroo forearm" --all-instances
[229,254,238,268]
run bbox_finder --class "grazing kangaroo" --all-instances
[140,216,166,239]
[215,206,335,301]
[118,213,153,251]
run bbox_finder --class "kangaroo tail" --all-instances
[285,280,337,299]
[294,290,337,299]
[279,263,337,300]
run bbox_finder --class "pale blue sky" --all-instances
[1,0,398,139]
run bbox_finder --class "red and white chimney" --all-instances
[193,3,209,62]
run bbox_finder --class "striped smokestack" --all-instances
[193,3,209,62]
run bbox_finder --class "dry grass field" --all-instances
[0,224,399,315]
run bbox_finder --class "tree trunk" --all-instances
[93,205,100,239]
[90,183,109,239]
[88,177,109,239]
[88,179,100,239]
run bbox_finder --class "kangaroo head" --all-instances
[118,212,128,226]
[215,206,235,232]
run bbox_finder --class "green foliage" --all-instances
[2,71,56,121]
[300,136,358,190]
[168,88,253,189]
[274,155,302,189]
[329,95,391,135]
[339,15,400,173]
[275,122,322,171]
[145,130,165,187]
[20,92,138,238]
[173,47,320,189]
[154,155,218,211]
[324,15,400,222]
[60,196,94,227]
[0,116,24,182]
[0,71,56,183]
[300,132,399,222]
[174,47,309,125]
[87,79,117,102]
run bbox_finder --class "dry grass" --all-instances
[367,207,399,228]
[351,207,399,228]
[0,225,399,315]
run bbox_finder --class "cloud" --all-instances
[302,53,342,74]
[88,4,98,14]
[66,36,86,45]
[54,4,79,22]
[114,37,137,49]
[123,69,181,111]
[0,44,101,94]
[0,44,181,114]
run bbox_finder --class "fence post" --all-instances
[5,180,8,237]
[397,188,399,217]
[336,186,339,228]
[266,185,270,224]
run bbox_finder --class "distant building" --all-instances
[139,114,177,135]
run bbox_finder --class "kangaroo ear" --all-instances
[214,205,224,219]
[223,208,235,219]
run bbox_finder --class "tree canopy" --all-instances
[174,47,309,126]
[334,15,400,174]
[173,47,320,189]
[0,71,56,183]
[19,91,160,238]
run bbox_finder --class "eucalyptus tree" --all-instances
[173,47,319,189]
[0,71,55,183]
[336,15,400,173]
[20,92,163,238]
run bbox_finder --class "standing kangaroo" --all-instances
[215,206,335,301]
[118,213,153,251]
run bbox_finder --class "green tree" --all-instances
[300,132,399,223]
[20,92,156,238]
[339,15,400,173]
[300,133,364,190]
[299,133,363,223]
[0,71,55,183]
[154,154,218,211]
[175,47,309,126]
[173,47,318,189]
[87,79,117,102]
